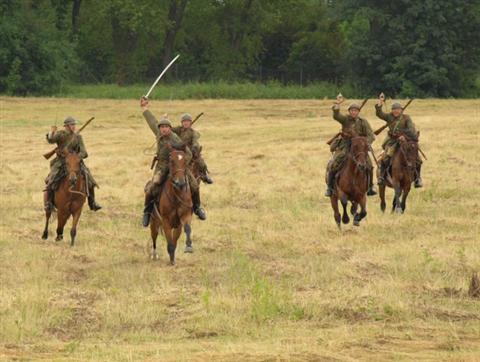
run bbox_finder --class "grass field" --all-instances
[0,97,479,361]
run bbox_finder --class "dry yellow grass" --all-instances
[0,97,479,361]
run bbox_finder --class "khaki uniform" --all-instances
[328,105,375,172]
[375,105,418,157]
[45,130,97,190]
[172,126,208,174]
[143,110,199,193]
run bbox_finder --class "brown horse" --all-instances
[330,136,370,228]
[379,136,418,214]
[42,151,87,246]
[150,147,193,265]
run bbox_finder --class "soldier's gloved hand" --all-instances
[140,97,149,110]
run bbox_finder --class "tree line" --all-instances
[1,0,479,97]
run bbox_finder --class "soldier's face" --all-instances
[349,108,359,118]
[65,124,76,132]
[182,120,192,129]
[392,108,402,117]
[159,125,171,136]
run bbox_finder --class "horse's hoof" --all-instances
[150,253,159,260]
[55,236,63,242]
[41,232,48,240]
[184,246,193,253]
[170,260,176,266]
[342,216,350,224]
[353,220,360,227]
[395,207,403,214]
[336,223,341,230]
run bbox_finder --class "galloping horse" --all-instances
[42,151,87,246]
[150,146,193,265]
[330,135,370,228]
[378,135,418,214]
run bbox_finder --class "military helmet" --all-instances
[181,113,192,122]
[348,103,360,111]
[158,118,172,127]
[391,102,403,110]
[64,116,77,126]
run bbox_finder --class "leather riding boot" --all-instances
[324,170,336,197]
[191,190,207,220]
[367,168,377,196]
[142,191,155,227]
[87,187,102,211]
[201,171,214,184]
[414,163,423,188]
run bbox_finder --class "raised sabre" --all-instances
[144,54,180,99]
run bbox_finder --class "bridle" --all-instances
[398,139,417,170]
[348,137,369,172]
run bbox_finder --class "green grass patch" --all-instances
[49,81,354,100]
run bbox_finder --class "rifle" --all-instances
[374,99,414,136]
[43,117,95,160]
[191,112,204,126]
[326,98,369,145]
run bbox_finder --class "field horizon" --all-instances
[1,97,479,361]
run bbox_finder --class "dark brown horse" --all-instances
[330,136,370,228]
[378,136,418,214]
[150,147,193,265]
[42,151,87,246]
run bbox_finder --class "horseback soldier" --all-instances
[44,117,101,212]
[325,101,377,197]
[172,113,214,184]
[375,98,423,188]
[140,98,207,227]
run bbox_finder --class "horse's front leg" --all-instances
[56,210,69,241]
[392,184,403,214]
[353,194,367,226]
[162,221,177,265]
[400,184,411,214]
[180,210,193,253]
[70,206,83,247]
[184,224,193,253]
[379,184,386,213]
[330,194,341,229]
[150,212,161,260]
[42,208,52,240]
[341,197,350,225]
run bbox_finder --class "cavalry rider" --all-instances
[325,99,377,197]
[375,97,423,187]
[172,113,213,184]
[140,97,207,227]
[44,117,101,211]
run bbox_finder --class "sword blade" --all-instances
[145,54,180,98]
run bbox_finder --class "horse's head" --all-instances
[63,150,81,187]
[350,136,369,171]
[168,144,187,189]
[399,137,418,167]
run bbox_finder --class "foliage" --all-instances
[0,0,479,96]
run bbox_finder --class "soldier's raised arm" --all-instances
[140,97,159,137]
[375,93,390,122]
[332,103,348,126]
[46,126,61,144]
[78,135,88,159]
